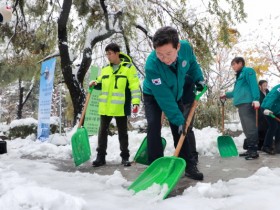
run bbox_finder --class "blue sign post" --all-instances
[37,58,56,141]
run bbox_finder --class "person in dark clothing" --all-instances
[182,74,199,163]
[258,80,269,150]
[261,84,280,154]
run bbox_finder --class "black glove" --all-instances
[178,124,187,135]
[195,81,206,91]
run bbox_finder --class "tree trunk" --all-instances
[17,78,23,119]
[57,0,85,126]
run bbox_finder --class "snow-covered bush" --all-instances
[9,118,37,139]
[8,117,62,139]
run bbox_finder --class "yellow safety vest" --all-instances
[96,53,141,116]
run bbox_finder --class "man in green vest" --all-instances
[89,43,141,167]
[143,26,206,180]
[221,57,260,160]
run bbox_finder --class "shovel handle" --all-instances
[269,114,280,122]
[219,97,226,135]
[221,101,225,135]
[78,87,94,128]
[173,86,207,157]
[256,109,258,128]
[161,112,165,126]
[220,97,226,105]
[174,100,198,157]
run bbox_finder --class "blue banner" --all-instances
[37,58,56,141]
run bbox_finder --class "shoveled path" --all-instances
[53,152,280,198]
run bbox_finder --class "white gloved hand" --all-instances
[252,101,260,109]
[0,7,12,23]
[263,109,273,116]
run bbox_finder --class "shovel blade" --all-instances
[134,137,167,165]
[128,156,186,199]
[217,135,238,157]
[71,127,91,166]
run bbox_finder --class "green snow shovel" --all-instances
[71,87,93,166]
[217,98,238,157]
[134,113,167,165]
[133,136,167,165]
[128,86,207,199]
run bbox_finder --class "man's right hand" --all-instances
[264,109,273,116]
[220,95,226,100]
[89,80,97,87]
[178,124,187,135]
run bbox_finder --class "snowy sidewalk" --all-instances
[52,152,280,198]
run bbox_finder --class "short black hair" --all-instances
[231,57,245,66]
[259,80,267,86]
[105,43,120,52]
[152,26,179,49]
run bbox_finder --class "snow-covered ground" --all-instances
[1,120,280,210]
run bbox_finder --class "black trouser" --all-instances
[144,94,196,168]
[96,115,129,159]
[263,115,280,150]
[258,107,268,149]
[237,103,258,152]
[183,103,198,160]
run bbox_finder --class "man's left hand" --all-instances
[252,101,260,110]
[132,105,139,113]
[195,81,206,91]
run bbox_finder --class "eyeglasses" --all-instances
[105,51,118,56]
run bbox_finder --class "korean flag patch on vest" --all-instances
[152,78,162,85]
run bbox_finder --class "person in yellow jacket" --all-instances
[89,43,141,167]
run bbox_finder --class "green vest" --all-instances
[226,67,260,106]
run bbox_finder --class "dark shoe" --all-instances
[92,154,106,167]
[121,158,131,167]
[245,151,259,160]
[258,140,264,151]
[239,151,249,157]
[185,165,204,180]
[262,147,275,155]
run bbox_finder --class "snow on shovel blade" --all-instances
[128,156,186,199]
[71,127,91,166]
[217,135,238,157]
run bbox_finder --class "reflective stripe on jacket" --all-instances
[96,53,140,116]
